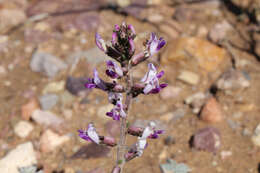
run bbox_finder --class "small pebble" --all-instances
[39,94,59,110]
[220,150,232,159]
[200,97,224,123]
[21,98,39,120]
[192,127,221,153]
[251,123,260,147]
[164,136,176,146]
[14,121,34,138]
[40,129,70,153]
[177,70,200,85]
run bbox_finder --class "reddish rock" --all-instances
[200,97,224,123]
[39,129,70,153]
[21,98,39,120]
[192,127,221,153]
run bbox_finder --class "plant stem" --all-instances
[116,64,133,173]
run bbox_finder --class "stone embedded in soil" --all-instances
[200,97,224,123]
[39,129,70,153]
[39,94,59,110]
[42,80,65,94]
[160,159,191,173]
[86,167,104,173]
[21,98,40,120]
[208,20,233,43]
[251,123,260,147]
[30,52,67,78]
[192,127,221,153]
[60,91,75,106]
[162,37,230,90]
[0,65,6,75]
[177,70,200,85]
[65,76,89,95]
[0,9,26,32]
[185,92,209,114]
[0,142,37,173]
[220,150,232,160]
[160,85,181,100]
[31,109,64,128]
[216,69,250,90]
[14,121,34,138]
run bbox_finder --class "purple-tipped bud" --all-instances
[129,38,135,55]
[112,32,117,45]
[111,166,121,173]
[114,24,120,31]
[131,52,148,66]
[102,136,117,147]
[128,126,144,137]
[124,150,137,162]
[128,24,136,36]
[95,33,107,52]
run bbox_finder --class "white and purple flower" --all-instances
[95,33,107,52]
[85,69,108,91]
[147,32,166,57]
[106,60,123,79]
[78,123,100,144]
[106,100,126,121]
[141,63,167,94]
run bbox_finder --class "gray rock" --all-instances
[39,94,59,110]
[31,109,64,128]
[30,52,67,78]
[67,47,108,67]
[18,165,43,173]
[160,159,191,173]
[0,142,37,173]
[65,76,89,95]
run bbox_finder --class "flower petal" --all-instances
[95,33,107,52]
[87,123,100,144]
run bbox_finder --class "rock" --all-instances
[159,24,179,39]
[14,121,34,138]
[18,165,43,173]
[30,52,67,78]
[220,150,232,160]
[65,76,89,95]
[200,97,224,123]
[60,91,75,106]
[160,86,181,100]
[117,0,131,7]
[0,142,37,173]
[0,9,26,31]
[21,98,39,120]
[67,47,108,67]
[160,159,191,173]
[42,81,65,94]
[251,123,260,147]
[192,127,221,153]
[39,94,59,110]
[63,109,73,119]
[227,119,240,130]
[0,65,6,75]
[216,69,250,90]
[162,37,230,90]
[31,109,64,128]
[86,167,104,173]
[185,92,209,114]
[164,136,176,146]
[177,70,200,85]
[208,20,233,43]
[40,129,70,153]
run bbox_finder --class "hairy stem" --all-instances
[116,63,133,173]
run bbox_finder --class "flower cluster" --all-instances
[77,22,167,172]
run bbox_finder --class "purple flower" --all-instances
[149,130,164,139]
[85,69,108,91]
[78,123,100,144]
[95,33,107,52]
[147,32,166,57]
[141,63,168,94]
[106,99,126,121]
[106,60,123,79]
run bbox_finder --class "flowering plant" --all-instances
[78,22,166,173]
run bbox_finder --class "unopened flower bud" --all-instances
[102,136,117,147]
[128,126,144,137]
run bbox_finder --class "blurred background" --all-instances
[0,0,260,173]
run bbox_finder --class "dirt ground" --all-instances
[0,0,260,173]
